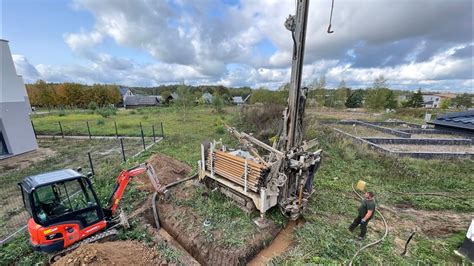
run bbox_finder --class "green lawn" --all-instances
[2,106,473,265]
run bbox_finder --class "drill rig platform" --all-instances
[199,0,322,221]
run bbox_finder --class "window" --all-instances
[0,131,8,156]
[32,178,100,226]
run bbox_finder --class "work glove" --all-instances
[361,219,366,224]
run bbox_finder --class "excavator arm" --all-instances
[107,163,161,215]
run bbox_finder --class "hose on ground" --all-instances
[152,191,160,230]
[348,183,389,266]
[151,173,198,230]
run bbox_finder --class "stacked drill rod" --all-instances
[207,151,269,192]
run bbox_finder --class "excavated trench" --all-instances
[139,154,297,265]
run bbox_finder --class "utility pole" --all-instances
[284,0,310,151]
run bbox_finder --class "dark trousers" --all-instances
[349,215,370,238]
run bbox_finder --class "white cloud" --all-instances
[12,0,473,92]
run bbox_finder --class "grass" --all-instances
[2,106,472,264]
[274,126,473,264]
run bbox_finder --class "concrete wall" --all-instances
[0,40,38,157]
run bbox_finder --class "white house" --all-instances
[422,95,441,108]
[0,39,38,158]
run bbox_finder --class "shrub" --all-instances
[96,119,105,125]
[236,103,284,141]
[96,107,117,118]
[58,109,67,117]
[142,115,149,120]
[88,101,98,110]
[215,125,226,134]
[130,110,136,115]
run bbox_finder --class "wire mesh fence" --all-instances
[0,129,163,245]
[31,120,164,139]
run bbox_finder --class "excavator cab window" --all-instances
[31,178,103,227]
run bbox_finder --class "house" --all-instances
[428,110,474,135]
[123,95,160,108]
[0,39,38,158]
[423,94,441,108]
[232,95,250,105]
[202,92,213,104]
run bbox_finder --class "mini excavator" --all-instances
[18,163,162,261]
[198,0,322,223]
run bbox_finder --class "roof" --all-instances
[429,110,474,131]
[124,95,159,106]
[20,169,83,193]
[202,92,213,99]
[119,86,131,96]
[232,96,244,103]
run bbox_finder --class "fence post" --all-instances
[114,121,118,138]
[140,123,146,150]
[160,122,164,138]
[31,120,37,139]
[120,138,126,163]
[86,121,91,139]
[58,121,64,138]
[152,125,156,143]
[88,152,95,176]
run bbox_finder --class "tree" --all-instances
[345,90,364,108]
[365,88,396,110]
[212,94,224,114]
[440,98,451,110]
[404,89,424,108]
[373,74,388,89]
[175,85,193,121]
[384,90,398,109]
[452,93,473,109]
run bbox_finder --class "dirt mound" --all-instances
[136,154,192,191]
[54,241,163,265]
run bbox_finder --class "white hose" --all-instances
[348,183,389,266]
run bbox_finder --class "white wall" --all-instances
[1,40,29,103]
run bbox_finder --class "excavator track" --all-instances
[48,228,118,264]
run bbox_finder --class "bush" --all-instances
[88,101,98,110]
[96,119,105,125]
[236,103,284,141]
[215,125,226,134]
[58,109,67,117]
[96,107,117,118]
[130,110,136,115]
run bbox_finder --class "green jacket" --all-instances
[358,199,376,219]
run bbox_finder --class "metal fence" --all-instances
[0,124,164,245]
[31,120,165,140]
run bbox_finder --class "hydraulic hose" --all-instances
[349,183,389,266]
[151,173,197,230]
[152,191,160,230]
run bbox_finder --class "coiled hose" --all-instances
[348,183,389,266]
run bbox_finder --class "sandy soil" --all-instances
[54,241,163,265]
[0,148,56,173]
[381,144,474,153]
[135,153,192,191]
[370,204,472,252]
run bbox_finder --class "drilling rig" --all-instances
[198,0,321,222]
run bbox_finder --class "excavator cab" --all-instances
[19,169,106,253]
[18,163,161,255]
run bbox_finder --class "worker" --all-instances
[349,191,376,240]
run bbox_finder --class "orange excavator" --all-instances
[18,163,162,261]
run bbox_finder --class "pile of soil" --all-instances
[136,154,192,191]
[54,241,163,265]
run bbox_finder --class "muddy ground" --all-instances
[54,241,163,265]
[0,148,56,172]
[140,154,282,265]
[55,153,282,266]
[369,203,472,254]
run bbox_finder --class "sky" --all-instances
[1,0,473,92]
